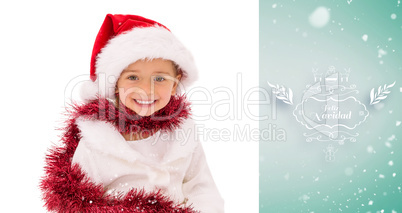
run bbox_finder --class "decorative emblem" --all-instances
[293,66,369,146]
[268,66,397,161]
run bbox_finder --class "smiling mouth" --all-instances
[135,99,156,105]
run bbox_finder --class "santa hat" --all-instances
[80,14,198,101]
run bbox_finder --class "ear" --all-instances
[115,78,121,94]
[171,74,182,95]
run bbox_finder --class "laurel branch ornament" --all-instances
[267,81,294,105]
[369,81,396,105]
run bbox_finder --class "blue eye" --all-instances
[128,75,138,80]
[154,76,165,82]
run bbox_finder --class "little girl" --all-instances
[41,14,224,213]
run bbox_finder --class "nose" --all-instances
[136,78,154,97]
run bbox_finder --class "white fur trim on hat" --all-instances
[80,25,198,102]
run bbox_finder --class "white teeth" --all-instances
[135,100,155,104]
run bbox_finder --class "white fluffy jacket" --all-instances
[72,117,224,213]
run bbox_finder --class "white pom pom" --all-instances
[79,80,99,102]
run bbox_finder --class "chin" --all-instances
[136,111,154,117]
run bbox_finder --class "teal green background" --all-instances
[260,0,402,212]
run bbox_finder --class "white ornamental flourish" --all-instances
[369,81,396,105]
[267,81,294,105]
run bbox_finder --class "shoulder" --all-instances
[75,117,120,140]
[179,117,198,131]
[170,117,202,142]
[75,117,126,152]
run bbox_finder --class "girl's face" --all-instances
[116,58,181,116]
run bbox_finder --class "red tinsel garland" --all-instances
[40,95,197,212]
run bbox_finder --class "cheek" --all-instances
[160,88,173,99]
[118,92,131,106]
[158,83,175,96]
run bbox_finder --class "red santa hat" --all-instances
[80,14,198,101]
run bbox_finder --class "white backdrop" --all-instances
[0,0,258,212]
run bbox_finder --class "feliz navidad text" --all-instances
[314,105,352,121]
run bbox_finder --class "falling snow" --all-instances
[385,141,392,148]
[378,49,387,58]
[362,34,368,42]
[367,146,375,153]
[309,7,330,28]
[299,194,310,203]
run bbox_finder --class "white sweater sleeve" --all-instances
[182,143,224,213]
